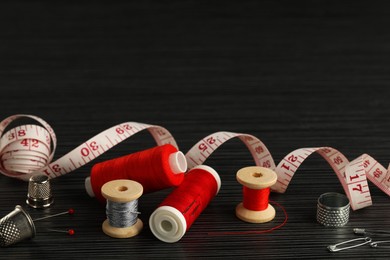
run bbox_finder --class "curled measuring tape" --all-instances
[185,132,275,169]
[1,114,389,210]
[185,132,390,210]
[272,148,390,210]
[0,114,177,181]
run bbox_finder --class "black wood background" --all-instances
[1,1,390,259]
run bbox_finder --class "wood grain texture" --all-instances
[1,1,390,259]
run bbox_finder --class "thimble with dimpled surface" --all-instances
[26,174,54,208]
[317,192,350,227]
[0,205,36,247]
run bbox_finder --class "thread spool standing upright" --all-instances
[101,179,143,238]
[236,166,277,223]
[85,144,187,203]
[149,165,221,243]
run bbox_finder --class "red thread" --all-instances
[90,144,185,202]
[208,200,288,236]
[158,167,219,230]
[243,187,270,211]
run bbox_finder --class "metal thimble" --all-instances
[317,192,350,227]
[0,205,36,247]
[26,174,54,208]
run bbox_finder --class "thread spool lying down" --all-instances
[149,165,221,243]
[101,179,143,238]
[85,144,187,202]
[236,166,277,223]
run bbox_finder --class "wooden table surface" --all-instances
[1,1,390,259]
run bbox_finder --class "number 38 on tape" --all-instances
[0,114,176,180]
[0,114,389,211]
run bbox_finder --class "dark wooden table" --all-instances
[1,1,390,259]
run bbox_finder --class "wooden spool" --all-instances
[236,166,277,223]
[101,179,143,238]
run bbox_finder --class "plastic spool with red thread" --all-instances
[85,144,187,202]
[101,179,143,238]
[236,166,277,223]
[149,165,221,243]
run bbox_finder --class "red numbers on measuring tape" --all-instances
[122,124,132,131]
[255,146,264,154]
[0,114,389,211]
[43,164,62,176]
[198,143,207,152]
[206,137,216,144]
[7,130,26,140]
[80,147,90,157]
[373,168,383,178]
[198,137,217,152]
[288,154,298,162]
[20,139,39,148]
[18,129,26,137]
[333,156,344,165]
[80,141,100,157]
[352,184,363,192]
[262,160,272,168]
[349,174,360,181]
[115,127,124,134]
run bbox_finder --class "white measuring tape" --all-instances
[185,134,390,210]
[185,132,276,169]
[0,114,389,210]
[0,114,177,181]
[272,148,390,210]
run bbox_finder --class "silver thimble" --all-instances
[0,205,36,247]
[26,174,54,208]
[317,192,350,227]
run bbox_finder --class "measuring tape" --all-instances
[185,132,275,169]
[185,133,390,210]
[271,147,390,210]
[0,114,389,210]
[0,114,177,181]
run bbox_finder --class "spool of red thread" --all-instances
[236,166,277,223]
[149,165,221,243]
[85,144,187,202]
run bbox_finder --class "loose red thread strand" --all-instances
[207,200,288,236]
[90,144,185,202]
[243,187,270,211]
[158,167,218,229]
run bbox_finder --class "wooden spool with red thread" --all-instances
[236,166,277,223]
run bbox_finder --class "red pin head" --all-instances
[47,228,75,236]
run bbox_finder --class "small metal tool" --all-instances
[26,174,54,208]
[328,237,372,252]
[370,240,390,248]
[0,205,36,247]
[317,192,350,227]
[354,228,390,236]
